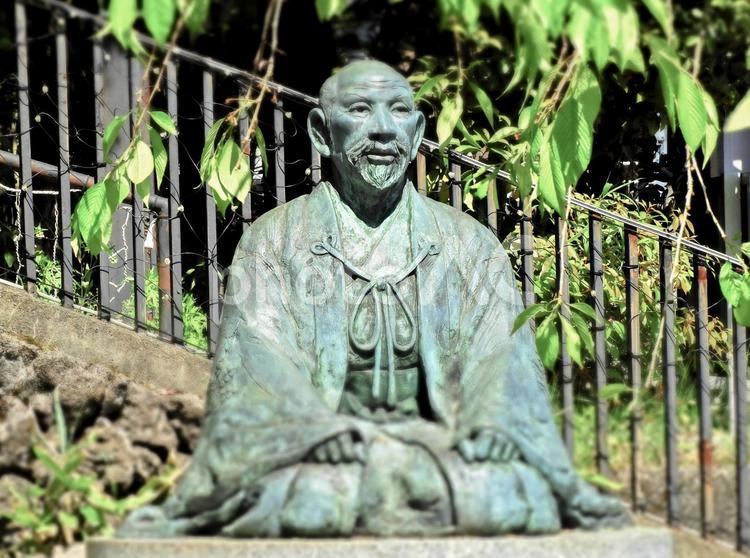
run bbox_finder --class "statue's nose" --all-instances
[368,106,397,143]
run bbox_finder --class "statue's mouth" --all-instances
[363,148,398,165]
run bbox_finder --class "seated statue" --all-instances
[120,60,630,538]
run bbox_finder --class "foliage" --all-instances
[511,185,729,385]
[0,391,175,556]
[15,251,97,308]
[123,266,209,350]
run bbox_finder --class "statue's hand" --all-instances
[456,429,520,464]
[309,431,365,465]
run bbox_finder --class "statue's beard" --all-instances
[345,139,410,190]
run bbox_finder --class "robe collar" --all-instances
[304,181,450,421]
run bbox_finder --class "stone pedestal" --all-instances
[87,527,673,558]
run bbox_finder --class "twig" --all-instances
[240,0,285,153]
[644,149,695,388]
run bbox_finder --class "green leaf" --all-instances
[561,316,582,366]
[200,118,225,181]
[649,37,680,130]
[103,115,127,160]
[143,0,175,46]
[150,110,178,135]
[217,140,240,187]
[58,511,79,529]
[512,303,548,334]
[726,90,750,133]
[315,0,348,21]
[436,94,464,145]
[536,315,560,371]
[254,127,268,173]
[80,506,102,528]
[511,160,532,198]
[583,472,624,492]
[414,74,445,103]
[676,71,708,154]
[148,126,168,189]
[136,179,151,206]
[108,0,137,48]
[571,301,596,320]
[72,181,114,255]
[701,89,720,163]
[570,311,594,358]
[599,382,631,400]
[538,138,566,213]
[641,0,672,39]
[127,139,155,185]
[185,0,211,35]
[734,298,750,327]
[470,82,494,126]
[106,174,130,212]
[719,262,744,307]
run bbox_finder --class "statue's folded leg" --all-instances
[441,451,560,535]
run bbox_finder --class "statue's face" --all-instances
[309,62,425,192]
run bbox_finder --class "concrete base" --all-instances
[87,528,672,558]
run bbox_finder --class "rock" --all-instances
[28,392,54,431]
[0,396,38,474]
[164,393,204,453]
[0,473,32,513]
[115,383,178,462]
[0,332,38,395]
[82,418,137,491]
[29,354,114,433]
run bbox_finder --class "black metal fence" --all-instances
[2,0,750,552]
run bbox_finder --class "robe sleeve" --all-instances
[165,219,358,518]
[454,227,578,499]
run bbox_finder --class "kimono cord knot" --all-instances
[310,239,437,406]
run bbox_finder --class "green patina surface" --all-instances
[119,60,630,537]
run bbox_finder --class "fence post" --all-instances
[589,213,610,477]
[14,2,36,293]
[624,225,642,511]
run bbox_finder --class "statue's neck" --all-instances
[331,172,408,228]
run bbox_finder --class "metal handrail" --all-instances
[22,0,741,267]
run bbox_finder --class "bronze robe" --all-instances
[135,183,594,537]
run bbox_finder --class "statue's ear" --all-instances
[410,110,426,161]
[307,108,331,158]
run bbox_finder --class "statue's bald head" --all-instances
[318,60,412,118]
[308,59,425,193]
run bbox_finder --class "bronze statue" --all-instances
[120,60,629,537]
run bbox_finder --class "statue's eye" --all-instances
[348,103,370,115]
[391,103,410,115]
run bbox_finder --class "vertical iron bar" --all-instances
[624,225,642,511]
[129,57,146,329]
[273,99,286,205]
[54,13,73,307]
[734,313,749,552]
[416,152,427,195]
[166,60,182,342]
[520,201,535,312]
[450,163,462,211]
[203,71,220,355]
[694,255,714,537]
[92,40,110,320]
[237,85,252,231]
[14,2,36,293]
[487,179,498,237]
[660,240,679,525]
[556,216,574,456]
[311,146,322,184]
[589,213,610,476]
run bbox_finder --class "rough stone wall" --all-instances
[0,328,206,549]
